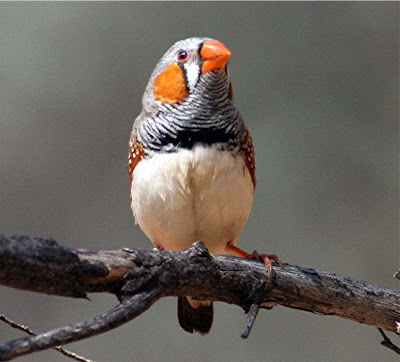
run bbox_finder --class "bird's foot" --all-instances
[226,244,282,281]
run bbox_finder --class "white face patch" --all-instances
[183,62,201,92]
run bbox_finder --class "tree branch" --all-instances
[377,328,400,355]
[1,234,399,360]
[0,315,95,362]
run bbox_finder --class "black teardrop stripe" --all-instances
[177,62,190,94]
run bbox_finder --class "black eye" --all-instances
[177,50,188,61]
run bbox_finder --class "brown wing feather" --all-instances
[128,134,145,182]
[240,128,256,189]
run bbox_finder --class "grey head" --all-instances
[133,37,245,153]
[140,37,229,115]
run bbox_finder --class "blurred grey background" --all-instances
[0,2,398,361]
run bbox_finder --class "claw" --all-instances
[226,244,282,281]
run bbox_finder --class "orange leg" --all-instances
[226,244,283,281]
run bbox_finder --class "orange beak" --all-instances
[200,40,231,74]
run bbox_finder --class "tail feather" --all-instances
[177,297,213,335]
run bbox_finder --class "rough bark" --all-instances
[0,234,399,360]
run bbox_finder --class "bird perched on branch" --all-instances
[128,37,279,335]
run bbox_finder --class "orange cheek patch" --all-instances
[153,63,188,103]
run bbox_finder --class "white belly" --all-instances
[131,145,254,255]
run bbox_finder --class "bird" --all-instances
[128,37,279,335]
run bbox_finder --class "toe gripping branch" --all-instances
[226,244,283,281]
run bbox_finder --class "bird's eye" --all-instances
[177,50,188,61]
